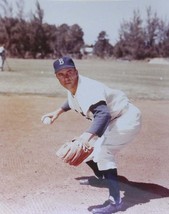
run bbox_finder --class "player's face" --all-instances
[56,68,78,94]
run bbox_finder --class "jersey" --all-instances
[62,74,141,170]
[67,75,129,121]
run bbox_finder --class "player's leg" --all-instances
[91,104,141,213]
[86,160,104,179]
[79,160,104,185]
[91,143,123,213]
[80,137,104,184]
[92,168,122,214]
[103,168,121,204]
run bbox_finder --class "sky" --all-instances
[6,0,169,45]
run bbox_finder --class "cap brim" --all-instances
[55,65,75,73]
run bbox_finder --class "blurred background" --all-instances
[0,0,169,60]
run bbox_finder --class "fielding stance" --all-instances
[41,56,142,214]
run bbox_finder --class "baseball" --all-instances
[43,116,52,125]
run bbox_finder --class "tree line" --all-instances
[0,0,169,60]
[113,8,169,59]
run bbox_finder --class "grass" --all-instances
[2,58,169,100]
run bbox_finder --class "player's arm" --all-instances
[41,100,71,123]
[70,101,111,150]
[86,101,111,137]
[56,101,111,166]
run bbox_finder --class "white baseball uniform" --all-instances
[66,75,141,170]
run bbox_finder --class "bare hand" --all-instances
[41,108,64,124]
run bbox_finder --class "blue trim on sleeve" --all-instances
[87,101,111,137]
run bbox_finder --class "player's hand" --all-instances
[41,108,64,124]
[56,132,98,166]
[76,132,98,149]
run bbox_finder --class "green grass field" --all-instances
[1,58,169,100]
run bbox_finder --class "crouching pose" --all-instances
[41,56,142,214]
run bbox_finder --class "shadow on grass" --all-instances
[75,175,169,212]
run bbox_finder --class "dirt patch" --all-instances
[0,94,169,214]
[0,58,169,213]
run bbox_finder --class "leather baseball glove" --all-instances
[56,132,98,166]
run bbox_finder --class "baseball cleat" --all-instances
[91,200,123,214]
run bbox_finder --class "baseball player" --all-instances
[41,56,142,214]
[0,45,6,71]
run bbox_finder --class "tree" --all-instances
[54,23,84,58]
[93,31,113,58]
[54,23,69,57]
[0,0,14,50]
[114,10,145,59]
[144,6,169,58]
[159,23,169,57]
[66,24,84,58]
[0,0,29,57]
[144,6,160,58]
[27,1,49,58]
[42,23,58,58]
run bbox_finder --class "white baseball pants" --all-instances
[89,103,142,171]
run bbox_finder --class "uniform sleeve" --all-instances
[86,101,111,137]
[61,100,71,112]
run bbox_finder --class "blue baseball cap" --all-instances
[53,56,76,73]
